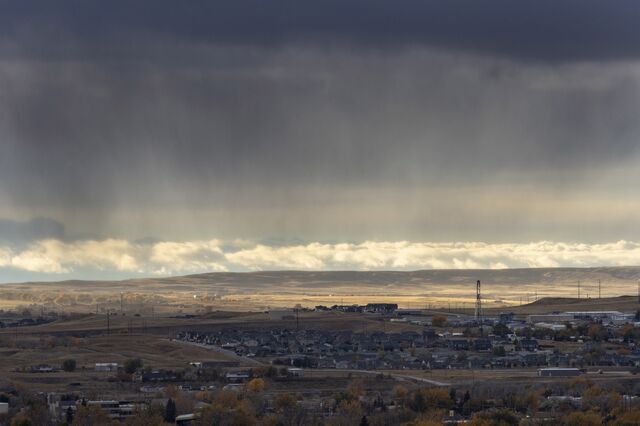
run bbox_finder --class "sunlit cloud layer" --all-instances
[0,239,638,277]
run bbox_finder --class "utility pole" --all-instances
[474,280,482,320]
[598,280,601,299]
[106,310,110,335]
[578,281,581,299]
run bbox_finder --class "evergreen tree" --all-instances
[461,390,471,409]
[165,398,176,422]
[66,406,74,425]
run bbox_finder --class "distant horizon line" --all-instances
[2,264,640,286]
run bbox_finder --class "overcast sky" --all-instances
[1,1,640,281]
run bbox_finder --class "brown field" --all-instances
[0,334,241,398]
[484,295,640,315]
[0,334,235,371]
[0,310,422,339]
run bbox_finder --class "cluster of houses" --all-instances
[46,394,159,423]
[176,308,640,372]
[527,310,637,329]
[313,303,399,313]
[0,316,55,328]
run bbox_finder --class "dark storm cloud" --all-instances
[0,218,65,244]
[1,49,638,202]
[0,0,639,246]
[0,0,640,62]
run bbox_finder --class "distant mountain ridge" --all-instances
[183,266,640,285]
[3,266,640,294]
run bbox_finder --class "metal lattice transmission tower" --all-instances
[474,280,482,322]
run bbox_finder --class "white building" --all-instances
[95,363,119,372]
[287,367,304,377]
[533,322,567,331]
[538,367,581,377]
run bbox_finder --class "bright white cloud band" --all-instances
[0,239,639,275]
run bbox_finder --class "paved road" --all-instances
[170,339,265,366]
[312,369,450,386]
[390,372,450,386]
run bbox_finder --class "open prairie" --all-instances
[1,267,639,313]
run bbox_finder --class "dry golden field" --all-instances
[1,267,639,314]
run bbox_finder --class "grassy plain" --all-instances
[1,267,639,314]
